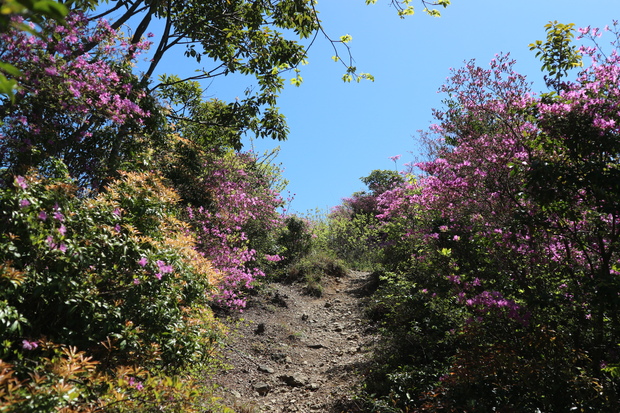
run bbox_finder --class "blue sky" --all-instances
[150,0,620,214]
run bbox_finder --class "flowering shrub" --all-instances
[0,345,233,412]
[179,150,285,309]
[361,23,620,411]
[0,162,228,410]
[323,170,403,270]
[0,11,161,188]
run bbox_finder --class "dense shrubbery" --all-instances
[0,163,231,411]
[323,170,403,270]
[3,1,620,411]
[326,22,620,412]
[0,4,299,410]
[277,215,314,267]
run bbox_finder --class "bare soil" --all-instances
[212,270,378,412]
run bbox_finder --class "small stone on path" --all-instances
[254,382,270,396]
[258,364,275,374]
[278,373,308,387]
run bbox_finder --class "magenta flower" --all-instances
[156,260,174,274]
[14,175,28,189]
[19,199,30,208]
[22,340,38,350]
[128,377,144,390]
[39,211,47,221]
[388,154,402,162]
[138,257,148,267]
[58,224,67,236]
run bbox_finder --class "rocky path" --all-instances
[212,270,377,412]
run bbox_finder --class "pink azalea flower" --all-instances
[22,340,38,350]
[14,175,28,189]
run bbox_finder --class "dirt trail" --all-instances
[213,270,377,412]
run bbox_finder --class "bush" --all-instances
[321,210,384,271]
[284,251,347,297]
[0,162,229,411]
[276,215,313,266]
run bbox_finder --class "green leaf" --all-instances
[339,34,353,43]
[290,75,303,87]
[0,62,22,78]
[358,72,375,82]
[31,0,68,20]
[423,8,441,17]
[439,248,451,257]
[0,74,19,102]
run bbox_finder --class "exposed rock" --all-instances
[254,381,270,396]
[272,291,288,307]
[258,364,275,374]
[307,382,320,391]
[278,372,308,387]
[271,351,292,364]
[229,389,241,398]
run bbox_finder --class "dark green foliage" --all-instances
[277,215,314,265]
[360,169,404,196]
[0,162,223,371]
[158,75,246,151]
[362,268,461,409]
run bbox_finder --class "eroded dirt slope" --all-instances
[213,270,377,412]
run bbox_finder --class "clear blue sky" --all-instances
[149,0,620,215]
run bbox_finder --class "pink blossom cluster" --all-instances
[0,12,153,185]
[187,152,284,309]
[379,55,538,253]
[376,27,620,331]
[461,290,529,325]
